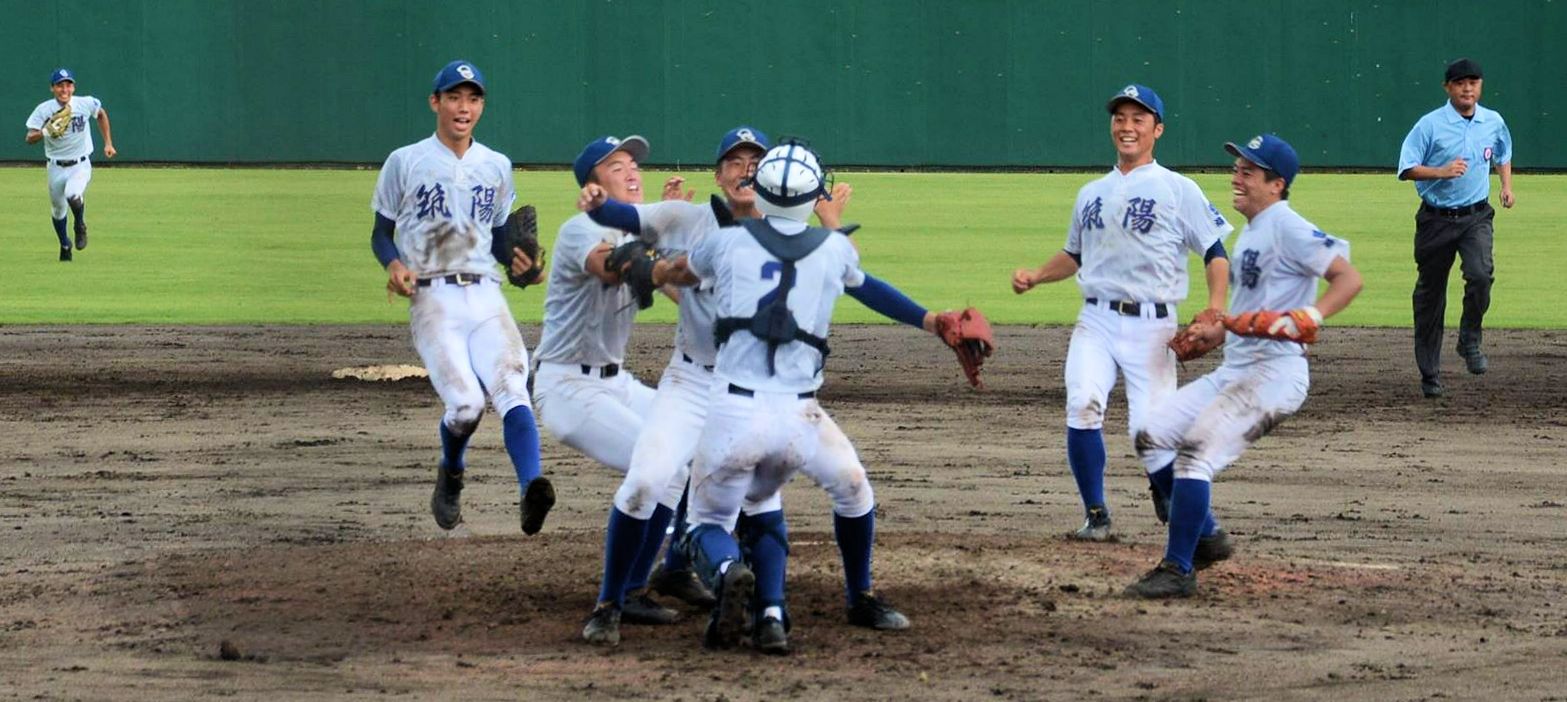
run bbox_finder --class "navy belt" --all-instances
[1421,200,1489,218]
[52,157,85,168]
[728,383,814,400]
[1086,297,1169,319]
[416,273,487,287]
[580,363,620,378]
[681,353,714,372]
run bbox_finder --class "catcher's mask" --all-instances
[750,139,831,222]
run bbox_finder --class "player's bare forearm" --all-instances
[1012,250,1079,294]
[653,256,699,288]
[25,129,43,145]
[97,110,115,158]
[585,242,622,284]
[1203,258,1230,311]
[1314,256,1362,319]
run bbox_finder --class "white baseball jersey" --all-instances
[371,135,515,279]
[26,96,101,161]
[1064,161,1232,303]
[631,200,724,366]
[1223,201,1351,364]
[687,216,863,394]
[533,213,640,366]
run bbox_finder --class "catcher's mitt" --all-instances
[1224,307,1321,344]
[933,307,995,388]
[605,239,660,310]
[43,102,72,139]
[1168,308,1226,362]
[502,205,545,288]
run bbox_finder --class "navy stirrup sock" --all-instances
[1164,478,1212,573]
[743,510,789,609]
[597,507,648,606]
[833,510,875,604]
[625,504,675,592]
[52,217,69,248]
[663,486,692,571]
[1153,463,1220,536]
[502,406,542,488]
[1067,427,1108,514]
[439,422,471,472]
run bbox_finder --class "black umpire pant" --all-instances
[1412,202,1494,382]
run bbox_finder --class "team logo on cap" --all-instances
[605,136,621,146]
[737,129,756,143]
[1123,85,1139,97]
[60,69,71,78]
[1248,136,1264,149]
[456,64,474,80]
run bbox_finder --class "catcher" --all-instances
[24,68,116,262]
[1127,134,1362,599]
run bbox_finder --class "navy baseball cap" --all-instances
[433,60,485,94]
[50,68,74,85]
[1445,58,1483,82]
[1225,134,1300,187]
[1106,84,1163,122]
[716,126,770,162]
[573,135,650,187]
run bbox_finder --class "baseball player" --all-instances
[370,60,551,536]
[655,140,880,654]
[1126,134,1363,598]
[1012,84,1232,543]
[24,68,116,262]
[579,128,926,648]
[530,134,684,627]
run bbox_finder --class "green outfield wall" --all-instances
[4,0,1562,168]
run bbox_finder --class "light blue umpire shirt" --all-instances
[1397,100,1512,208]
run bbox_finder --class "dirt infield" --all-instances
[2,324,1565,701]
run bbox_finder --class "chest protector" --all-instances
[715,219,834,375]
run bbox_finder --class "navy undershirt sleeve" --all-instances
[587,199,641,233]
[490,225,510,262]
[1066,249,1082,266]
[371,213,400,268]
[846,273,928,329]
[1203,239,1228,265]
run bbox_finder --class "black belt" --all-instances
[1086,297,1169,319]
[416,273,487,287]
[52,157,85,168]
[1421,200,1490,218]
[728,383,814,400]
[681,353,714,372]
[579,363,620,378]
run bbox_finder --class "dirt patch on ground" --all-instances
[2,324,1565,700]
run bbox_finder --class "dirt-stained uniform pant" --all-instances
[532,361,655,473]
[409,278,533,434]
[1412,204,1494,382]
[1134,355,1310,481]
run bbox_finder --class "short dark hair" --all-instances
[1262,168,1290,200]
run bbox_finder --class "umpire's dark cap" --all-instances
[1225,134,1300,187]
[1444,58,1483,83]
[574,135,650,187]
[716,126,770,162]
[1106,84,1164,122]
[433,60,486,94]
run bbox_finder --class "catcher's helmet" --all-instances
[752,140,828,222]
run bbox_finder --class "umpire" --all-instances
[1398,57,1515,399]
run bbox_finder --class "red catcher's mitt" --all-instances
[934,307,995,388]
[1224,308,1320,344]
[1168,308,1226,361]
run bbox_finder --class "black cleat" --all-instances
[703,562,755,650]
[430,462,464,530]
[519,476,555,535]
[620,591,680,625]
[1069,505,1114,542]
[847,591,911,630]
[1193,528,1235,570]
[73,219,87,250]
[59,246,72,262]
[649,564,717,608]
[1124,560,1198,599]
[752,615,789,655]
[581,603,621,646]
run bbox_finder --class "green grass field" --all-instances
[3,166,1562,327]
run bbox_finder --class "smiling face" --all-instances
[51,80,75,104]
[1444,77,1483,115]
[1110,102,1163,170]
[1230,156,1285,220]
[429,84,484,145]
[592,150,643,203]
[715,144,765,212]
